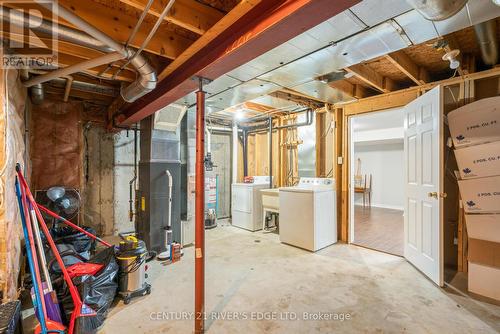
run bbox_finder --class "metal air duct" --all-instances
[0,6,157,102]
[405,0,468,21]
[474,19,499,65]
[30,84,44,105]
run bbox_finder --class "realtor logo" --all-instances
[466,200,476,207]
[462,168,472,175]
[0,1,58,69]
[456,134,465,141]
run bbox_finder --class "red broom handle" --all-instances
[36,204,112,248]
[16,167,85,334]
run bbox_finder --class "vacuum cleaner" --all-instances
[116,236,151,304]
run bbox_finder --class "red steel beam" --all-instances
[194,81,206,334]
[115,0,359,126]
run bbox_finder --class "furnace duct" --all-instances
[0,5,157,102]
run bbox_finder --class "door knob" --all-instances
[428,192,447,199]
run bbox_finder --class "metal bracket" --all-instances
[192,76,213,85]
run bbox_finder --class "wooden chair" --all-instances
[354,174,372,208]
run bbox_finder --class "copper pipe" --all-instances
[195,79,206,334]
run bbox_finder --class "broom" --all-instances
[17,164,101,334]
[15,178,66,334]
[28,200,64,324]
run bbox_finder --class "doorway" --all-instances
[349,108,405,256]
[345,86,444,286]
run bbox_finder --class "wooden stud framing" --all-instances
[345,63,396,93]
[333,108,345,241]
[335,66,500,245]
[385,51,430,85]
[329,80,370,99]
[118,0,224,35]
[315,112,326,177]
[59,0,193,58]
[157,0,266,81]
[271,89,324,108]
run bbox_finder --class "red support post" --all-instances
[194,78,206,334]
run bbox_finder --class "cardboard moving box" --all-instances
[458,175,500,213]
[448,96,500,148]
[455,141,500,179]
[468,262,500,302]
[468,238,500,268]
[465,214,500,243]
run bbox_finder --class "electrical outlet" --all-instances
[337,157,343,165]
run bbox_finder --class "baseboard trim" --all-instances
[355,203,404,211]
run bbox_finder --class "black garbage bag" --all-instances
[48,244,86,275]
[55,247,118,333]
[50,225,97,254]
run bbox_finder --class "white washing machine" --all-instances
[279,178,337,251]
[231,176,271,231]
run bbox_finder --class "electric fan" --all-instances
[36,186,82,222]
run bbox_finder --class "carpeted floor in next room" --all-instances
[101,222,500,334]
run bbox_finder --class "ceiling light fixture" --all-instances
[235,110,245,121]
[442,49,461,69]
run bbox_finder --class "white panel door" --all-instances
[404,86,443,286]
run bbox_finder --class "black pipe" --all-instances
[235,108,312,181]
[268,116,273,189]
[273,109,313,130]
[129,127,138,222]
[239,118,270,133]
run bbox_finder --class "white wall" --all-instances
[353,142,404,210]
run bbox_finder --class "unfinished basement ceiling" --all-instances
[0,0,241,109]
[176,0,500,114]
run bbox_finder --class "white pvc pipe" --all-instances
[232,123,238,183]
[23,52,124,87]
[205,128,212,154]
[166,170,173,228]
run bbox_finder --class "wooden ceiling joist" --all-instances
[45,86,114,104]
[385,51,430,85]
[328,80,369,99]
[57,0,193,59]
[119,0,224,35]
[5,0,193,59]
[3,32,106,63]
[55,53,136,82]
[270,89,324,108]
[118,0,359,126]
[345,63,396,93]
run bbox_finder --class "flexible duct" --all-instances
[0,6,157,102]
[30,84,44,105]
[47,77,120,96]
[474,20,498,65]
[405,0,468,21]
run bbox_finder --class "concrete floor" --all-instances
[101,222,500,334]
